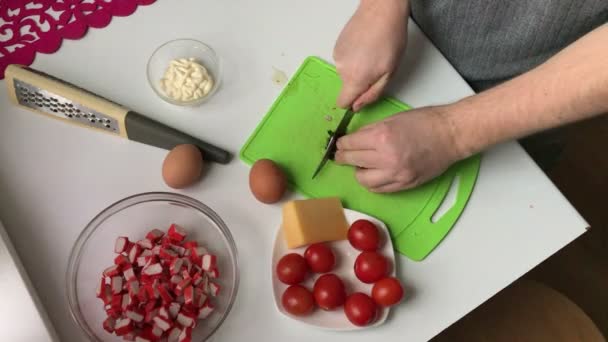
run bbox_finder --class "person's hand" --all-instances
[334,106,465,193]
[333,0,409,111]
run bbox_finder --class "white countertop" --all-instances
[0,1,588,341]
[0,220,58,341]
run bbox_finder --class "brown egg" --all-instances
[249,159,287,204]
[162,144,204,189]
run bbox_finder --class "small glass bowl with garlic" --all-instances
[147,39,222,106]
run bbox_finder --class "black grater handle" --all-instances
[124,111,232,164]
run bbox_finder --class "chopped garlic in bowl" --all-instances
[160,58,214,102]
[147,39,222,106]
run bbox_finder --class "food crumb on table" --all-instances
[272,67,288,86]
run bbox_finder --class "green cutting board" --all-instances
[240,56,481,261]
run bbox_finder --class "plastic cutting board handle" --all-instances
[393,156,481,260]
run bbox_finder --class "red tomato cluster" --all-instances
[347,219,404,326]
[277,243,344,317]
[276,220,405,327]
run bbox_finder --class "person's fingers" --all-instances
[335,150,382,168]
[354,168,394,189]
[336,123,380,151]
[352,73,390,111]
[337,77,370,109]
[369,181,405,193]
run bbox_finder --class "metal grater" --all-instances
[5,64,232,164]
[13,79,121,134]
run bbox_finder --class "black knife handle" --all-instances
[124,111,232,164]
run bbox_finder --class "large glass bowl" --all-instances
[66,192,239,341]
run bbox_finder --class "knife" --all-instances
[312,108,356,179]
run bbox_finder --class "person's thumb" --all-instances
[352,73,390,111]
[337,78,369,109]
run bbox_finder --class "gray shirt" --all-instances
[410,1,608,91]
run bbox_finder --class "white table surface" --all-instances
[0,1,588,341]
[0,220,57,341]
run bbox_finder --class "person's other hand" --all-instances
[333,0,409,111]
[335,106,465,192]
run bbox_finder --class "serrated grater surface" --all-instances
[13,79,121,134]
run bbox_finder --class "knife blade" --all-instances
[312,109,356,179]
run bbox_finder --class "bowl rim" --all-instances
[65,192,239,341]
[146,38,223,106]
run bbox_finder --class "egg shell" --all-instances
[249,159,287,204]
[162,144,204,189]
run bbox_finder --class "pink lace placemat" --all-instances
[0,0,156,79]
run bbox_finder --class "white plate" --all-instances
[271,209,396,331]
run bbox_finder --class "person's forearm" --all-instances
[360,0,410,18]
[447,24,608,158]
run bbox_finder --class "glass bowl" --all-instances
[66,192,239,341]
[147,39,222,106]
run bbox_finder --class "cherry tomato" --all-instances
[354,251,388,284]
[344,292,377,326]
[304,243,335,273]
[276,253,308,285]
[372,277,404,307]
[313,274,346,310]
[282,285,314,316]
[348,219,381,251]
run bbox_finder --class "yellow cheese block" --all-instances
[282,197,349,249]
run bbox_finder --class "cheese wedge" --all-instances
[282,197,349,249]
